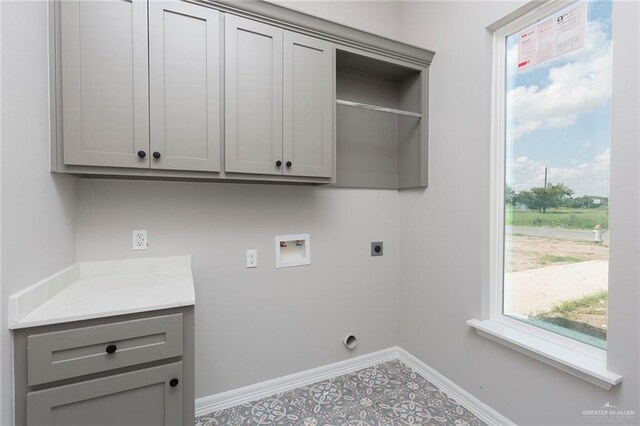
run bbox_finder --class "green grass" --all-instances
[528,291,608,346]
[505,206,609,230]
[540,255,582,265]
[548,290,608,315]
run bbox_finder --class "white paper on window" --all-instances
[517,2,587,72]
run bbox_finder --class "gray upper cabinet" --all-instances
[224,17,334,178]
[149,1,222,172]
[283,31,334,178]
[26,362,182,426]
[225,15,284,175]
[52,0,433,187]
[60,0,149,168]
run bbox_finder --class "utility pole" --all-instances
[544,166,548,189]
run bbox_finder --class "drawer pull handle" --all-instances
[105,344,117,354]
[169,378,179,387]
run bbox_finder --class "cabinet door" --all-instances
[225,15,283,175]
[60,0,149,168]
[149,2,221,172]
[26,362,182,426]
[283,32,334,178]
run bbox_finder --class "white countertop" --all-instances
[9,255,195,329]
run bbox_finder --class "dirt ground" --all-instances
[505,234,609,340]
[505,234,609,273]
[535,295,608,341]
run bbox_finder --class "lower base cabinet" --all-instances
[13,307,194,426]
[27,363,183,426]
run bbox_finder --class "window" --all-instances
[499,0,612,349]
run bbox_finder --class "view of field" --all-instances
[504,207,609,348]
[506,206,609,230]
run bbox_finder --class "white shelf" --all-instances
[336,99,422,118]
[467,318,622,390]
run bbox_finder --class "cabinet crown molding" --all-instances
[194,0,435,67]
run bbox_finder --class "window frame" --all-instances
[488,0,608,358]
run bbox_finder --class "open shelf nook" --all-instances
[334,49,429,189]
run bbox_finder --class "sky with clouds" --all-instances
[505,0,612,197]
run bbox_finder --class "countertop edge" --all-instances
[8,255,194,330]
[9,299,195,330]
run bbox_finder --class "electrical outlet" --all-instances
[246,249,257,268]
[133,230,148,250]
[371,241,383,256]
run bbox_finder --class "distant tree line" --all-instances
[506,183,608,213]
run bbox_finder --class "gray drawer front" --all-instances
[26,361,182,426]
[28,314,183,386]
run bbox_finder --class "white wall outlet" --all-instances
[246,249,258,268]
[133,230,148,250]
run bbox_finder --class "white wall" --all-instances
[0,2,4,422]
[76,182,400,399]
[3,1,639,424]
[397,1,640,424]
[0,1,77,424]
[73,3,403,400]
[268,0,404,41]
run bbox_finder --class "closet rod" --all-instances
[336,99,422,118]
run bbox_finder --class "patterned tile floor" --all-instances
[195,360,486,425]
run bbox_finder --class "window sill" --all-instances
[467,318,622,390]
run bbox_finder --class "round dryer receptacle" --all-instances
[343,334,357,349]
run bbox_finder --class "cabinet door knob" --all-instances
[286,161,292,167]
[169,378,179,387]
[153,151,161,159]
[276,160,282,167]
[105,344,117,354]
[137,151,146,158]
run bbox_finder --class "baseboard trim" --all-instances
[195,347,398,416]
[396,348,514,426]
[195,346,513,425]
